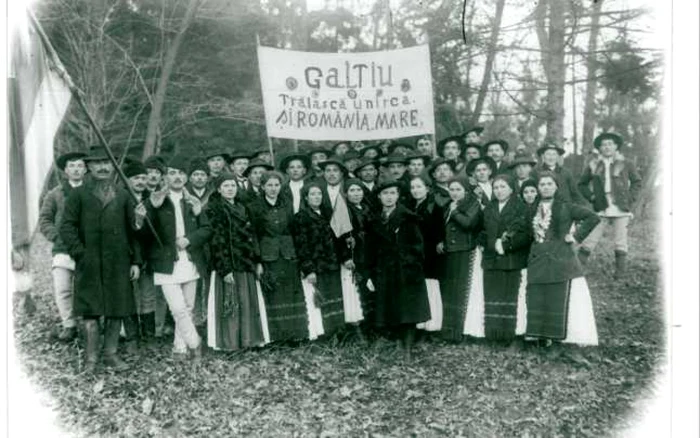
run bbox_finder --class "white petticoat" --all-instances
[417,279,443,331]
[301,278,325,340]
[561,277,599,346]
[340,265,364,324]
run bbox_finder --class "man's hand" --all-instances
[436,242,445,255]
[256,264,264,279]
[495,238,505,255]
[305,273,317,285]
[366,278,375,292]
[130,265,140,281]
[176,237,190,250]
[184,190,202,216]
[223,272,235,284]
[150,185,169,208]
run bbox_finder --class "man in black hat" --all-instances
[39,151,87,342]
[360,143,382,161]
[354,157,380,210]
[415,135,434,157]
[205,149,230,180]
[251,147,273,165]
[534,142,584,204]
[464,143,483,164]
[144,155,211,360]
[483,139,510,176]
[60,146,147,373]
[241,158,274,205]
[318,156,349,217]
[380,152,413,204]
[186,158,212,205]
[342,150,362,176]
[461,126,484,145]
[308,147,331,181]
[509,152,537,190]
[577,133,642,278]
[332,141,352,157]
[437,136,467,177]
[428,158,456,208]
[144,155,167,194]
[406,151,431,178]
[228,150,251,190]
[279,152,311,214]
[387,142,415,156]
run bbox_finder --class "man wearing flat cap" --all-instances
[60,146,147,373]
[144,155,212,360]
[39,151,87,343]
[577,133,642,278]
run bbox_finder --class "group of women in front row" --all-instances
[202,159,602,360]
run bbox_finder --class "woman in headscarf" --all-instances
[520,179,539,215]
[204,173,268,351]
[526,172,600,347]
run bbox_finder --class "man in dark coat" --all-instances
[144,155,211,359]
[533,142,585,205]
[484,140,511,176]
[39,151,87,342]
[279,152,311,214]
[186,158,213,206]
[577,133,642,278]
[60,146,146,373]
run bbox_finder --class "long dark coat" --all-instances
[205,194,260,276]
[59,181,141,317]
[527,197,600,284]
[366,205,430,327]
[292,206,351,277]
[481,197,531,271]
[409,195,445,279]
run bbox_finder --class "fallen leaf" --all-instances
[142,397,154,415]
[92,379,104,394]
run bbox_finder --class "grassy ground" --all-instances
[13,217,664,437]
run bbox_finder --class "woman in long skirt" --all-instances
[204,173,268,350]
[437,177,482,342]
[292,183,347,338]
[526,172,600,346]
[366,181,431,360]
[248,171,310,342]
[481,174,531,344]
[408,175,444,333]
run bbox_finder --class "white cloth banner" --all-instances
[257,45,435,141]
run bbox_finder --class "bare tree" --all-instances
[581,0,603,151]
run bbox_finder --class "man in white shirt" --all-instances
[280,152,311,214]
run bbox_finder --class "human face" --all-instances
[345,158,361,173]
[465,131,480,144]
[128,174,147,193]
[311,152,328,169]
[493,179,512,202]
[248,167,266,187]
[448,181,466,202]
[416,138,432,156]
[166,167,188,190]
[286,159,307,181]
[486,144,505,162]
[465,147,481,162]
[538,176,558,199]
[334,143,350,156]
[323,164,343,186]
[230,158,249,178]
[64,159,87,182]
[474,163,492,183]
[515,163,533,180]
[522,186,538,205]
[256,152,272,164]
[408,158,425,177]
[378,187,399,208]
[387,162,406,179]
[207,156,226,174]
[146,168,162,188]
[599,139,617,158]
[346,185,364,205]
[542,150,559,167]
[306,186,324,208]
[262,176,281,198]
[410,178,428,201]
[442,141,461,160]
[189,170,208,189]
[87,159,114,180]
[362,149,379,160]
[433,163,453,184]
[218,179,238,201]
[357,165,377,183]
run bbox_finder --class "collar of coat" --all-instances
[593,158,626,177]
[375,204,414,239]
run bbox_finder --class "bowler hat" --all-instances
[483,139,509,154]
[536,142,566,156]
[82,145,110,162]
[436,136,466,157]
[466,156,497,176]
[318,156,349,174]
[56,151,87,170]
[243,158,274,177]
[279,152,311,172]
[123,160,148,178]
[508,152,537,169]
[593,132,623,149]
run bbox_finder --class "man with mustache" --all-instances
[144,155,211,361]
[144,155,167,193]
[60,146,147,373]
[39,151,87,343]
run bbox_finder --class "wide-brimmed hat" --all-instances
[56,151,87,170]
[593,132,623,149]
[205,148,232,162]
[318,156,349,174]
[436,136,466,157]
[82,145,110,162]
[387,142,415,155]
[354,157,379,173]
[279,152,311,172]
[461,126,484,138]
[381,152,409,166]
[428,157,457,176]
[466,156,497,176]
[360,143,383,158]
[536,142,566,156]
[243,158,274,177]
[405,151,432,166]
[228,150,251,162]
[483,139,509,154]
[464,143,483,154]
[508,152,537,169]
[123,160,148,178]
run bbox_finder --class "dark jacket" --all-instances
[143,192,212,277]
[59,181,141,317]
[280,179,308,209]
[205,195,260,276]
[577,158,642,213]
[432,185,451,210]
[347,201,374,279]
[533,164,585,205]
[185,183,214,207]
[409,195,445,279]
[366,205,430,327]
[442,193,482,253]
[248,196,297,262]
[527,197,600,284]
[493,161,512,177]
[39,180,82,255]
[292,206,351,277]
[481,197,532,271]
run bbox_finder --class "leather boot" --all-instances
[140,312,156,339]
[578,248,591,267]
[103,318,129,372]
[122,315,140,356]
[83,319,100,374]
[614,250,628,279]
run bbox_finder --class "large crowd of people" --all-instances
[39,128,642,373]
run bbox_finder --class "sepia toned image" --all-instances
[6,0,678,436]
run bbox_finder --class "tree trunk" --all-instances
[536,0,567,142]
[469,0,506,126]
[581,0,603,152]
[142,0,202,159]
